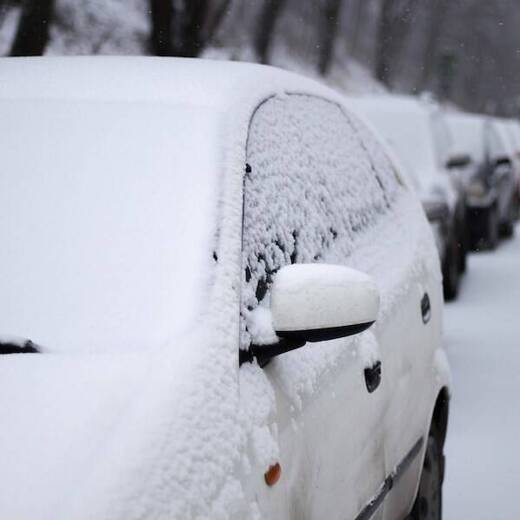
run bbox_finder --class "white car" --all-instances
[0,58,450,520]
[347,95,468,301]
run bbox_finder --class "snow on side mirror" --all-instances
[246,264,379,367]
[272,264,379,341]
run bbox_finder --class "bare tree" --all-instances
[10,0,54,56]
[149,0,173,56]
[318,0,343,75]
[204,0,232,46]
[149,0,230,58]
[176,0,209,57]
[375,0,418,86]
[417,0,450,91]
[254,0,288,64]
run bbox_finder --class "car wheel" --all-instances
[409,428,443,520]
[442,240,459,301]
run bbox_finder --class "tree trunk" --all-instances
[418,0,449,91]
[204,0,232,45]
[149,0,174,56]
[254,0,288,64]
[177,0,209,57]
[349,0,364,57]
[375,0,418,86]
[10,0,54,56]
[375,0,392,84]
[318,0,343,76]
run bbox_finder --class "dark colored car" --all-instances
[446,113,517,250]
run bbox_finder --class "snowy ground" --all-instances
[444,224,520,518]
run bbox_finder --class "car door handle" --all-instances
[364,360,382,393]
[421,292,431,324]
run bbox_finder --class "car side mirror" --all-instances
[249,264,379,366]
[494,156,512,168]
[446,154,471,169]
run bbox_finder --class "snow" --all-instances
[444,112,486,164]
[270,264,379,332]
[444,226,520,519]
[0,98,221,353]
[346,95,445,195]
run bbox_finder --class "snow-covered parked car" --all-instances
[0,58,450,520]
[347,95,468,301]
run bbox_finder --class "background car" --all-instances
[0,58,450,520]
[348,95,468,300]
[444,112,500,249]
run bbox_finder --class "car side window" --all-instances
[241,94,403,347]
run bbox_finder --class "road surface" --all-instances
[444,225,520,518]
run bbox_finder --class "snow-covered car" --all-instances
[347,95,468,301]
[0,58,450,520]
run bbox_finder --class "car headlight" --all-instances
[466,179,486,198]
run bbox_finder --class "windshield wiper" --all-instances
[0,338,40,355]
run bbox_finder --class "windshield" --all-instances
[0,100,221,353]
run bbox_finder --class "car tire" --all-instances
[442,240,459,301]
[409,427,443,520]
[485,206,499,250]
[500,201,516,239]
[457,236,467,274]
[500,218,515,239]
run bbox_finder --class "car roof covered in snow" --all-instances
[444,111,486,163]
[346,94,444,192]
[0,56,341,108]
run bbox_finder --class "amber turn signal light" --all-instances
[264,462,281,486]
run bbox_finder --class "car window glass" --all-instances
[242,94,403,347]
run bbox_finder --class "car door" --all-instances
[345,115,443,519]
[240,93,401,519]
